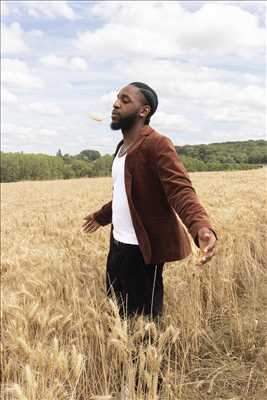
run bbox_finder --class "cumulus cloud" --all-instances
[74,1,264,59]
[2,59,45,89]
[209,126,265,143]
[3,123,60,149]
[40,54,67,68]
[13,1,79,20]
[1,22,29,54]
[1,1,265,154]
[206,106,264,125]
[21,102,64,116]
[69,57,88,71]
[40,54,88,71]
[118,59,265,113]
[99,60,265,141]
[223,1,266,17]
[153,111,195,132]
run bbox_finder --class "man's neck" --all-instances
[121,122,145,146]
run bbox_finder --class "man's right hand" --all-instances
[82,214,101,233]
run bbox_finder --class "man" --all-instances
[82,82,217,319]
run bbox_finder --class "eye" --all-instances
[120,95,130,103]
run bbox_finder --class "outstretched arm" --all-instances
[154,135,217,263]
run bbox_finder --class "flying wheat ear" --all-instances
[89,113,105,122]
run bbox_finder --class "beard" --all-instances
[110,110,138,131]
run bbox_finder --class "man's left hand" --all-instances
[197,227,217,266]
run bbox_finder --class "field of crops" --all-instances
[1,169,267,399]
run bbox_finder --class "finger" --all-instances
[84,225,95,232]
[82,222,94,231]
[84,225,99,233]
[204,241,216,254]
[199,249,216,265]
[199,233,213,252]
[82,218,92,225]
[83,226,94,233]
[82,223,92,231]
[83,220,96,229]
[83,221,99,231]
[197,248,216,264]
[90,225,99,232]
[83,215,94,222]
[203,236,217,253]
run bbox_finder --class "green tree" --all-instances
[92,154,113,176]
[78,149,101,162]
[70,159,93,177]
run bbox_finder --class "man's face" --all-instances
[110,85,149,131]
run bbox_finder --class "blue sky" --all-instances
[1,0,266,155]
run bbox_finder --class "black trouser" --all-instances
[106,236,164,318]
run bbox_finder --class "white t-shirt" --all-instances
[112,151,139,244]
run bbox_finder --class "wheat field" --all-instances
[1,169,267,400]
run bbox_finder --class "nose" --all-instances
[113,98,120,109]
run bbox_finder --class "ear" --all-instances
[140,105,151,118]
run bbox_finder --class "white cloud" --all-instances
[209,126,265,143]
[17,1,79,20]
[1,22,29,54]
[223,1,266,16]
[40,54,88,71]
[74,1,264,59]
[74,23,176,60]
[3,123,59,148]
[179,3,264,56]
[118,59,265,111]
[2,59,45,89]
[112,58,265,140]
[69,57,88,71]
[29,29,45,38]
[40,54,67,68]
[153,111,195,132]
[21,102,64,115]
[207,106,264,125]
[1,1,265,154]
[39,128,59,137]
[1,89,19,104]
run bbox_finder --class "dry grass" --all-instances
[1,169,267,400]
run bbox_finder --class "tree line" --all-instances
[175,139,267,164]
[1,140,266,183]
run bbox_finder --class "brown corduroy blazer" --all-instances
[94,125,216,265]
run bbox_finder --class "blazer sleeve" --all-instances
[93,200,112,226]
[154,135,217,247]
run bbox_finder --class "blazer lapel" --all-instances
[113,139,123,160]
[112,125,153,162]
[127,125,152,156]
